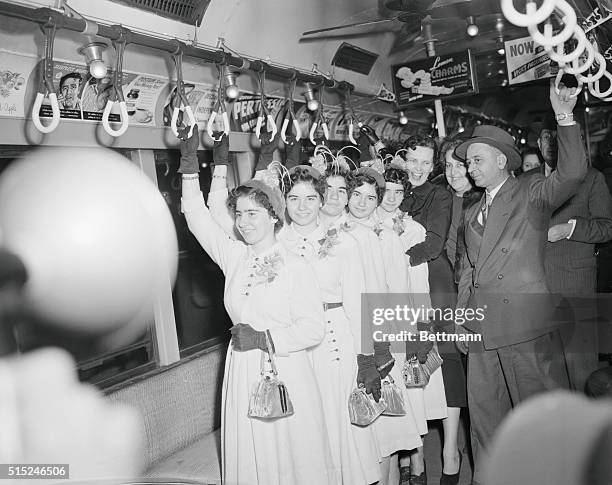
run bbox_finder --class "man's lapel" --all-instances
[476,177,517,274]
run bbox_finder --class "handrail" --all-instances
[0,1,353,92]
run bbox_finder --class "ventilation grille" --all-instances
[108,0,211,26]
[331,43,379,76]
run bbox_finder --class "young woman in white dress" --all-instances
[344,167,424,485]
[179,128,337,485]
[374,163,449,484]
[277,164,380,485]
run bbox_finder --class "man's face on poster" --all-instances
[60,76,81,109]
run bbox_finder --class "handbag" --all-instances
[402,355,429,388]
[381,375,406,416]
[422,346,443,378]
[247,332,294,420]
[348,385,387,426]
[402,347,444,388]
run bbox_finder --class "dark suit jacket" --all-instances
[457,124,587,349]
[545,167,612,294]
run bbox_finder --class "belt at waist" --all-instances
[323,302,343,311]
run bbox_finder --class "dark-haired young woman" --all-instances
[277,165,380,485]
[180,129,336,485]
[345,167,424,485]
[398,135,464,485]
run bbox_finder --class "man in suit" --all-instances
[453,83,587,485]
[522,119,612,393]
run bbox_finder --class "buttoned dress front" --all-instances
[376,209,448,421]
[344,215,424,456]
[279,223,381,484]
[182,181,337,485]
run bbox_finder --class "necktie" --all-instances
[480,192,492,226]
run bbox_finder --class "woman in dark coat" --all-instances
[399,135,468,485]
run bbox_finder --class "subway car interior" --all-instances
[1,0,612,484]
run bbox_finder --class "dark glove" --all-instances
[254,131,277,171]
[212,132,229,166]
[406,334,434,364]
[373,341,395,379]
[178,124,199,174]
[284,134,301,169]
[357,354,382,402]
[230,323,269,352]
[359,124,381,145]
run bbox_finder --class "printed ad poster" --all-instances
[0,50,37,118]
[231,92,287,134]
[35,58,168,126]
[504,36,556,85]
[162,81,217,128]
[391,50,478,106]
[37,59,135,123]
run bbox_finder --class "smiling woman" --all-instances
[179,129,337,485]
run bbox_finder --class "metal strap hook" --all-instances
[102,28,129,137]
[32,19,60,134]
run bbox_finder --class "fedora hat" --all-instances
[455,125,522,171]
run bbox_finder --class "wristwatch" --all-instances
[555,113,574,122]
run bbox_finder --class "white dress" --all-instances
[278,223,381,484]
[377,209,448,421]
[182,180,337,485]
[342,214,424,457]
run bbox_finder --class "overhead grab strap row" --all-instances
[0,2,357,137]
[502,0,612,100]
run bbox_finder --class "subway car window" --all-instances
[154,149,232,357]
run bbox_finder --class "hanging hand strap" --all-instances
[102,29,129,137]
[207,62,230,141]
[280,72,301,143]
[32,19,60,134]
[309,82,329,145]
[255,69,277,141]
[170,42,196,139]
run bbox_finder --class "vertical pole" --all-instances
[584,110,592,166]
[129,149,180,366]
[423,22,446,138]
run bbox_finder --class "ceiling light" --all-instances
[398,111,408,125]
[303,83,319,111]
[78,42,107,79]
[466,16,479,37]
[585,107,590,113]
[222,66,240,99]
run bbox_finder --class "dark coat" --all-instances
[400,181,456,306]
[445,186,483,284]
[457,124,587,349]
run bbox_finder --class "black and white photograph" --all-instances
[1,0,612,484]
